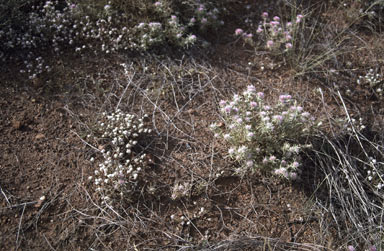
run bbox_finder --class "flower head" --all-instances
[235,28,244,36]
[247,85,256,93]
[292,161,300,168]
[223,105,231,113]
[262,12,268,18]
[187,34,197,43]
[238,145,248,154]
[246,160,254,167]
[250,101,258,108]
[296,14,303,23]
[274,167,288,177]
[219,100,227,107]
[289,172,298,180]
[272,115,283,123]
[270,21,279,26]
[279,94,292,103]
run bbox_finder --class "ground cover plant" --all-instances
[211,86,315,179]
[0,0,223,79]
[1,0,384,250]
[86,109,152,204]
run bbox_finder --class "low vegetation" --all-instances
[1,0,384,250]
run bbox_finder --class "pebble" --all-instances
[35,133,45,140]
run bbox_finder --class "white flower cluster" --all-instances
[357,69,383,96]
[171,181,191,200]
[362,157,384,191]
[211,85,316,179]
[88,109,152,203]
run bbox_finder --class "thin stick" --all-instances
[43,234,56,251]
[0,201,37,210]
[15,203,26,249]
[116,63,135,111]
[0,186,11,207]
[71,130,100,152]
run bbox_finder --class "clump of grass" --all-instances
[353,0,384,31]
[311,94,384,249]
[197,236,327,250]
[211,85,316,179]
[86,109,152,204]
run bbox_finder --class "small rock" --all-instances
[35,133,45,140]
[11,119,22,130]
[216,122,225,128]
[34,195,46,208]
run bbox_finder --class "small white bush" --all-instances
[356,69,383,97]
[211,85,315,179]
[87,109,152,203]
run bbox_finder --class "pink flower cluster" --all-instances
[191,3,222,28]
[234,28,253,38]
[256,12,303,52]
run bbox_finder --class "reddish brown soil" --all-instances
[0,53,331,250]
[1,1,384,250]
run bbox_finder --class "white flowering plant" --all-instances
[1,0,224,79]
[87,109,152,204]
[211,85,316,179]
[363,157,384,191]
[356,69,383,97]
